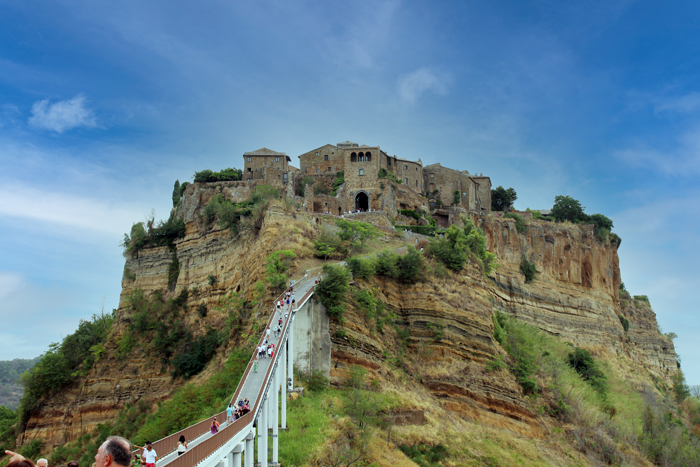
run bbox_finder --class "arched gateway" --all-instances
[354,191,369,211]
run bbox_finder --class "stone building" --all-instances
[240,141,490,221]
[243,148,296,194]
[423,163,491,213]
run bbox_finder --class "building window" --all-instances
[366,153,371,162]
[386,156,391,166]
[359,168,365,176]
[278,175,281,179]
[276,157,280,162]
[316,152,319,156]
[324,154,329,161]
[404,177,409,184]
[324,202,328,207]
[359,154,364,162]
[416,167,418,171]
[416,180,418,187]
[404,164,408,170]
[246,157,251,162]
[283,173,288,183]
[327,167,332,172]
[316,169,320,173]
[351,152,357,162]
[247,167,252,172]
[247,178,252,181]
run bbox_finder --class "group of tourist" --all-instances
[225,399,251,424]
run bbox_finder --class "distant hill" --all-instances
[0,358,39,410]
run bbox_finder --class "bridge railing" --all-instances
[150,283,300,459]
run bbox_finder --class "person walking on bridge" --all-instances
[176,436,187,456]
[226,404,233,424]
[210,417,220,434]
[139,442,157,467]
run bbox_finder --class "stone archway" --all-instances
[355,191,369,211]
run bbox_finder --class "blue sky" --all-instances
[1,0,699,384]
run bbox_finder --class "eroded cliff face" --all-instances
[481,217,676,384]
[20,193,677,449]
[19,195,314,448]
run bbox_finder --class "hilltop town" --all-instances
[242,141,491,226]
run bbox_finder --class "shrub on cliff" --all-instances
[316,264,351,319]
[297,176,315,196]
[336,219,378,254]
[551,195,587,222]
[427,219,497,275]
[567,347,608,396]
[331,171,344,196]
[193,167,242,183]
[504,212,525,233]
[121,213,186,258]
[520,255,537,283]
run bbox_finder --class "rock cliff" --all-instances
[18,186,677,451]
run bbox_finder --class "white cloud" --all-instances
[0,272,24,301]
[654,91,700,114]
[0,184,141,236]
[397,68,449,104]
[614,125,700,175]
[28,94,98,133]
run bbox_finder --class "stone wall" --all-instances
[392,158,424,193]
[299,144,343,175]
[473,175,491,211]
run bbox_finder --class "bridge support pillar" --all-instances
[244,430,254,467]
[280,344,287,429]
[231,443,243,467]
[272,366,279,463]
[257,396,268,467]
[288,316,294,390]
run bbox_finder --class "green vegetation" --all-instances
[520,255,537,283]
[503,212,525,233]
[551,195,619,243]
[193,167,242,183]
[453,190,461,205]
[298,369,330,392]
[618,314,630,332]
[313,228,348,260]
[347,247,425,284]
[203,185,279,234]
[399,444,448,467]
[121,213,186,258]
[331,170,344,196]
[265,250,296,292]
[335,219,378,254]
[296,176,314,196]
[567,347,608,396]
[491,186,517,212]
[167,251,180,290]
[378,168,402,184]
[119,289,222,379]
[398,209,421,220]
[19,312,114,431]
[315,264,351,319]
[0,358,39,410]
[313,183,329,195]
[0,406,18,457]
[203,193,254,233]
[172,180,181,207]
[427,218,497,275]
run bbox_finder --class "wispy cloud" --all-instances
[0,184,140,236]
[0,272,24,302]
[28,94,98,133]
[654,91,700,115]
[397,68,449,104]
[614,125,700,175]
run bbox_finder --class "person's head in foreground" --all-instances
[95,436,133,467]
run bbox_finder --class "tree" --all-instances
[551,195,586,222]
[172,180,181,207]
[491,186,517,212]
[315,264,351,318]
[335,219,378,254]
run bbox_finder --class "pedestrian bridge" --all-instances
[149,274,319,467]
